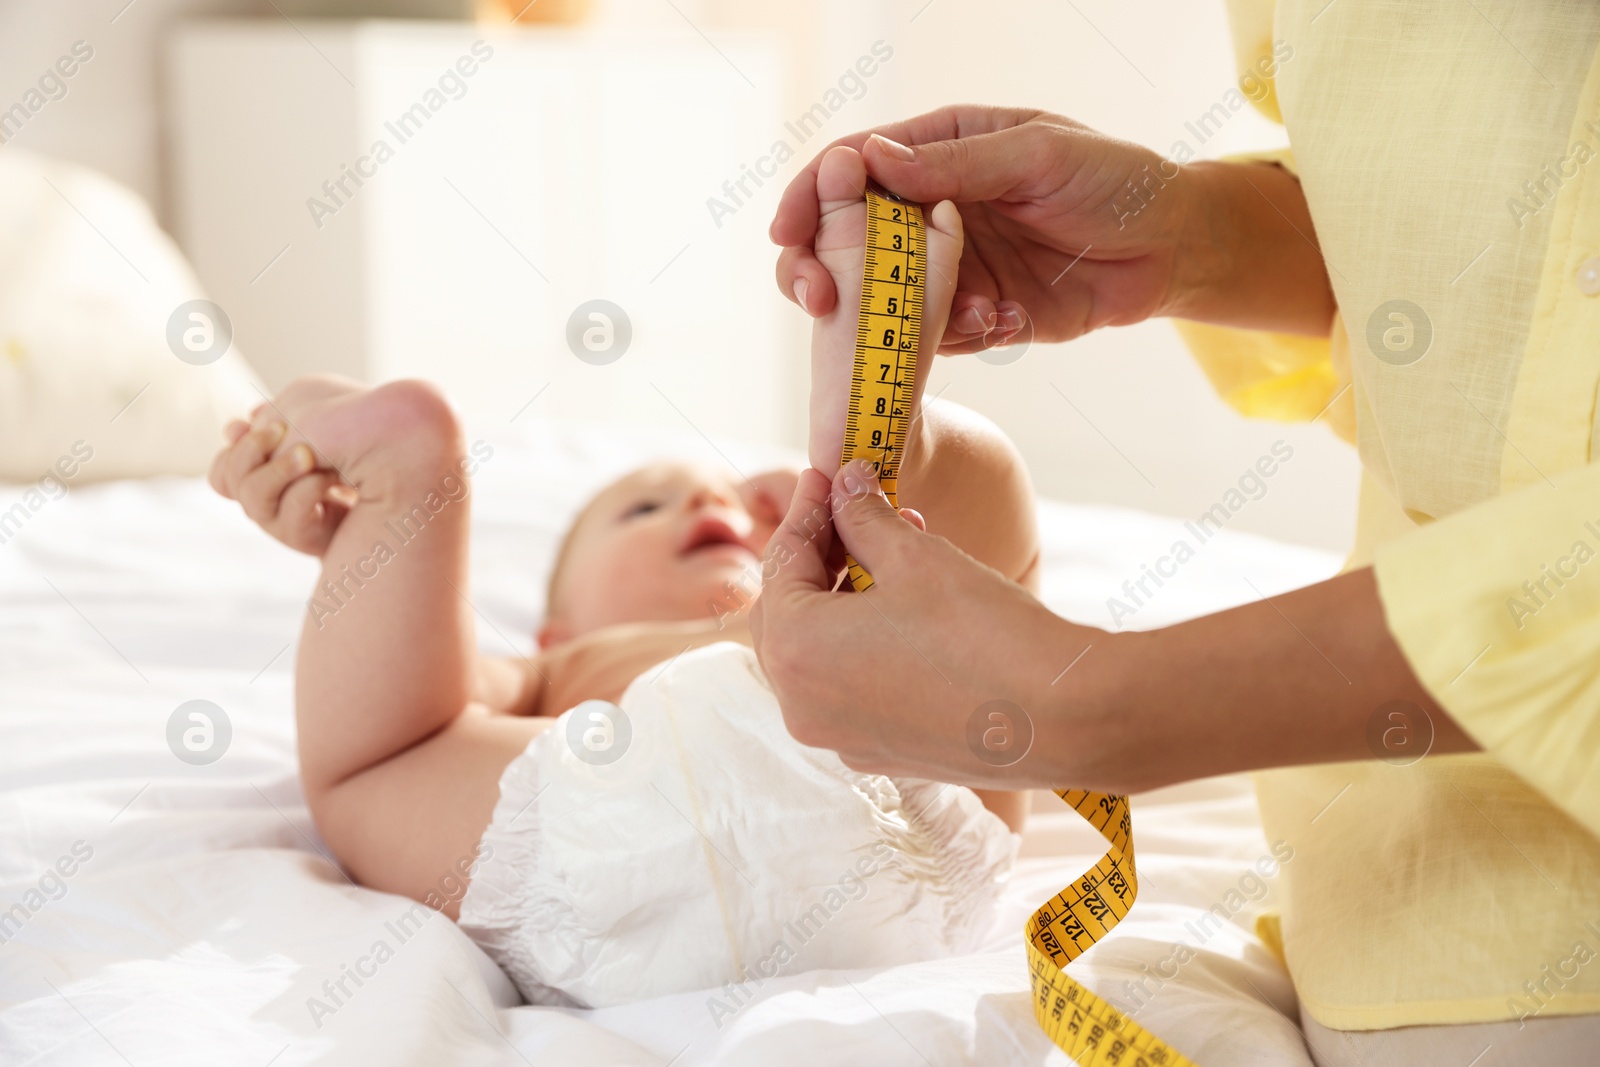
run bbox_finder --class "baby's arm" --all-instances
[212,377,552,914]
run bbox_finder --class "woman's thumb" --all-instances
[830,460,922,583]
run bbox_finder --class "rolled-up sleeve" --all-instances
[1374,467,1600,838]
[1193,0,1600,1026]
[1168,145,1350,440]
[1170,268,1340,435]
[1170,0,1350,439]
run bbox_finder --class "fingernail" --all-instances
[997,307,1025,332]
[956,307,990,334]
[291,443,314,474]
[839,458,882,500]
[265,421,288,447]
[793,277,810,314]
[870,134,915,162]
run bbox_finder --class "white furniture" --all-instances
[166,20,796,443]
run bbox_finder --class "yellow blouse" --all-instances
[1174,0,1600,1031]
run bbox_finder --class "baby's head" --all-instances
[538,462,786,646]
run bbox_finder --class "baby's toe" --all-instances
[816,145,869,215]
[814,146,870,268]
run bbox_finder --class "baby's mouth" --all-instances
[680,516,756,561]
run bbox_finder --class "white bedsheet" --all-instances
[0,418,1339,1066]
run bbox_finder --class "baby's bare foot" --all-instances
[252,376,461,496]
[806,145,963,476]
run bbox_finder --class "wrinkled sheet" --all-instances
[0,418,1339,1065]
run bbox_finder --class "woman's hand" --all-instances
[771,104,1335,348]
[752,466,1480,796]
[750,463,1101,791]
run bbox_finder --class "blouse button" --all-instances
[1579,257,1600,296]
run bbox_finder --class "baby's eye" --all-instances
[622,500,661,520]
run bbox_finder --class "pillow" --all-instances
[0,149,262,483]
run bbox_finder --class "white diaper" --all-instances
[457,642,1017,1008]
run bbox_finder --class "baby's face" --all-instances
[543,463,782,643]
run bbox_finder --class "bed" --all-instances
[0,416,1336,1066]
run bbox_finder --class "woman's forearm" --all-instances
[1162,159,1337,337]
[1054,568,1480,794]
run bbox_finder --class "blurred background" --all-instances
[0,0,1359,553]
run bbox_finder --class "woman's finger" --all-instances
[776,244,837,318]
[936,327,1025,356]
[861,120,1069,206]
[749,468,836,650]
[940,293,1000,349]
[768,105,1034,249]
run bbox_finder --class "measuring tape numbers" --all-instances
[1027,790,1197,1066]
[840,185,926,593]
[842,187,1197,1067]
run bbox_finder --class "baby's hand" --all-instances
[804,146,964,475]
[208,376,366,557]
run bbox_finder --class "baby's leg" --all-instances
[802,144,1039,589]
[805,146,1039,829]
[897,400,1041,591]
[289,381,550,914]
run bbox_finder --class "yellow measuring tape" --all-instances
[844,186,1197,1067]
[840,186,926,594]
[1027,790,1196,1066]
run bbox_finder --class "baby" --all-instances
[211,146,1041,1004]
